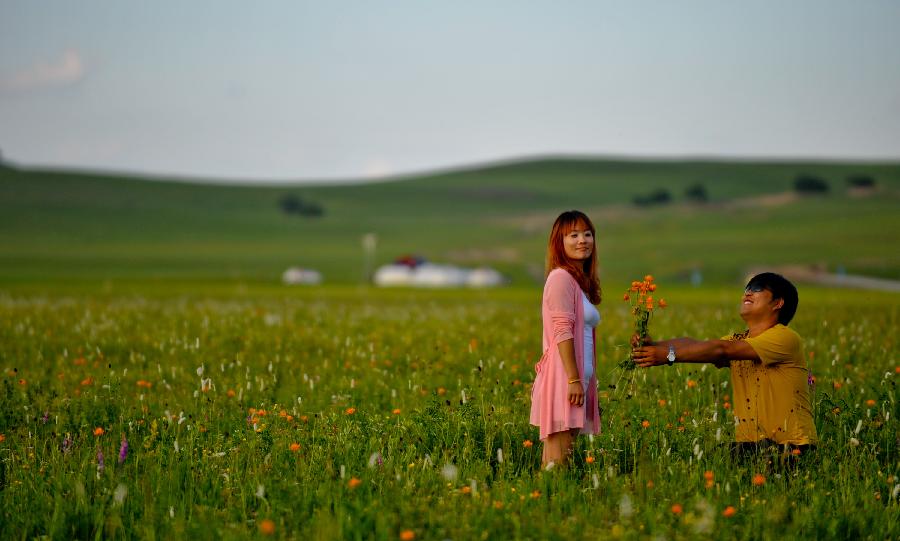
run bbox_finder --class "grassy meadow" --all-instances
[1,285,898,539]
[1,157,899,539]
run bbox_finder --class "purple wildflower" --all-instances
[41,411,49,424]
[97,449,105,474]
[807,371,816,386]
[61,434,73,454]
[118,437,128,465]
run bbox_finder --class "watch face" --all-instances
[667,348,675,362]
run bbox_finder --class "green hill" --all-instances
[1,157,898,289]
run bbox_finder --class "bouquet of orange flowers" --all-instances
[618,275,667,370]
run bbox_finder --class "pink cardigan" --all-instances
[529,268,602,441]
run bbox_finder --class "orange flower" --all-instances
[226,389,235,397]
[348,477,362,489]
[392,408,401,415]
[0,434,5,443]
[18,378,27,386]
[865,399,876,407]
[93,427,105,437]
[81,377,94,386]
[646,480,654,489]
[644,274,654,282]
[658,299,667,308]
[641,420,650,428]
[623,294,630,301]
[289,442,301,452]
[686,379,697,388]
[523,439,533,448]
[258,519,275,536]
[530,490,541,499]
[895,366,900,374]
[671,503,683,515]
[345,407,356,415]
[722,506,736,517]
[400,530,416,541]
[723,402,731,409]
[460,486,472,495]
[437,387,447,396]
[493,501,505,509]
[648,284,657,292]
[704,470,714,481]
[833,381,842,390]
[286,415,294,422]
[658,399,666,407]
[752,473,766,486]
[791,448,802,456]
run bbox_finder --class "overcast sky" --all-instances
[1,1,898,182]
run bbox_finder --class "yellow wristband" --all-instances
[568,378,581,384]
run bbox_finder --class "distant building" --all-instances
[282,267,322,285]
[373,256,505,288]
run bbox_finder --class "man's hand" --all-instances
[632,345,667,368]
[567,381,584,405]
[630,333,654,348]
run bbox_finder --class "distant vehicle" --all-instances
[282,267,322,285]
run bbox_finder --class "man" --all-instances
[632,272,817,452]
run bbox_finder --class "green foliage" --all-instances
[0,286,897,539]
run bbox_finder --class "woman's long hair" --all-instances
[546,210,601,304]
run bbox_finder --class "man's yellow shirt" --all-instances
[723,324,818,445]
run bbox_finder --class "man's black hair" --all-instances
[746,272,798,325]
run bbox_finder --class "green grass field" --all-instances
[2,157,899,288]
[1,285,898,539]
[1,158,899,538]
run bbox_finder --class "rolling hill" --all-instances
[1,157,898,289]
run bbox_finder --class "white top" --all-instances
[582,291,600,391]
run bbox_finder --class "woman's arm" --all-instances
[557,338,585,406]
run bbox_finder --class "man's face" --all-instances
[739,283,783,322]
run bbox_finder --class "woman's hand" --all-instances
[568,381,584,405]
[630,333,654,348]
[632,345,666,368]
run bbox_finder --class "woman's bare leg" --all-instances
[542,428,580,467]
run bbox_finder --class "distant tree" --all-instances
[278,194,325,218]
[684,183,708,203]
[793,175,829,194]
[847,175,875,188]
[632,189,672,207]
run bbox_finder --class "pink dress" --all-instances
[529,268,602,441]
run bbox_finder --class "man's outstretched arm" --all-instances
[632,338,760,368]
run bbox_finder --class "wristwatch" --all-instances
[666,346,676,366]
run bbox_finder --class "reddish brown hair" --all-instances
[546,210,601,304]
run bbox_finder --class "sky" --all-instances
[1,1,899,183]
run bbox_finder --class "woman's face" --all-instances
[562,221,594,261]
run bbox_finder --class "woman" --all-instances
[530,210,602,467]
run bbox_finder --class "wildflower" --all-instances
[649,284,657,292]
[0,434,4,443]
[392,408,401,415]
[18,379,26,386]
[687,379,697,388]
[658,299,667,308]
[646,480,654,489]
[97,450,105,474]
[93,427,105,437]
[865,399,876,407]
[530,490,541,499]
[723,402,731,409]
[722,506,736,517]
[704,470,714,481]
[658,399,666,407]
[833,381,842,390]
[400,530,416,541]
[41,411,49,424]
[368,452,383,468]
[118,437,128,464]
[849,437,860,447]
[671,503,683,515]
[623,294,630,301]
[113,483,127,505]
[441,464,459,482]
[493,501,504,509]
[644,274,654,282]
[226,389,235,397]
[289,443,301,452]
[752,473,765,486]
[460,486,472,495]
[641,420,650,428]
[61,434,72,453]
[345,407,356,415]
[586,455,595,464]
[348,477,362,489]
[791,448,802,456]
[258,519,276,536]
[80,377,93,386]
[523,439,533,448]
